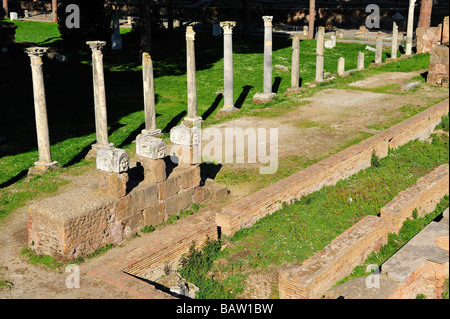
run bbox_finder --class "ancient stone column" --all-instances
[357,51,365,70]
[418,0,433,28]
[26,47,58,172]
[142,52,161,135]
[253,16,276,104]
[391,22,399,59]
[406,0,417,56]
[337,57,345,76]
[263,16,274,95]
[375,32,383,64]
[315,26,325,82]
[291,32,301,89]
[220,21,237,112]
[183,26,202,126]
[87,41,112,150]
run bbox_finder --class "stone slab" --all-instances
[382,221,449,283]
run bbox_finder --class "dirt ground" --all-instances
[0,70,448,299]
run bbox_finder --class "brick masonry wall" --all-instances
[278,216,388,299]
[427,45,449,88]
[388,260,448,299]
[216,99,449,237]
[380,164,450,233]
[28,163,226,260]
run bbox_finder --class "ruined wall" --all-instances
[216,99,449,237]
[28,163,227,261]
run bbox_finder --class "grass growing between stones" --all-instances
[335,194,449,287]
[185,132,448,299]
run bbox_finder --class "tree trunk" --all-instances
[138,0,152,53]
[2,0,8,19]
[417,0,433,28]
[308,0,316,40]
[52,0,57,23]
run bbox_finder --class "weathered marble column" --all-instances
[253,16,276,104]
[291,32,301,89]
[406,0,416,56]
[220,21,237,112]
[357,51,365,70]
[26,47,58,172]
[315,26,325,82]
[337,57,345,76]
[391,22,399,59]
[375,32,383,64]
[87,41,112,150]
[263,16,274,95]
[142,52,161,135]
[183,26,202,126]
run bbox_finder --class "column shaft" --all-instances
[142,52,159,134]
[263,18,273,94]
[315,26,325,82]
[291,35,300,88]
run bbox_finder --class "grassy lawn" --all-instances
[178,130,449,299]
[0,20,443,223]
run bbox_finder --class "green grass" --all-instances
[6,19,61,44]
[335,194,449,286]
[188,132,448,298]
[0,20,441,224]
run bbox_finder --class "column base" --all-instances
[216,106,239,116]
[182,116,203,128]
[85,142,114,160]
[252,92,276,104]
[142,128,162,136]
[28,161,60,176]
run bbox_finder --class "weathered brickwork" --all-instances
[278,216,388,299]
[216,99,449,237]
[380,164,449,233]
[427,45,449,88]
[28,163,226,260]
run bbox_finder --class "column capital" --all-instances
[86,41,107,51]
[262,16,273,26]
[25,47,49,58]
[220,21,236,35]
[186,26,196,40]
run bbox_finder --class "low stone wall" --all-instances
[380,164,449,233]
[278,215,388,299]
[216,99,449,237]
[384,221,449,299]
[122,211,218,281]
[28,163,227,260]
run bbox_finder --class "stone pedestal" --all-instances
[220,21,238,112]
[170,125,201,165]
[183,26,203,126]
[98,170,129,198]
[142,52,161,136]
[26,47,59,175]
[315,26,325,82]
[136,155,167,184]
